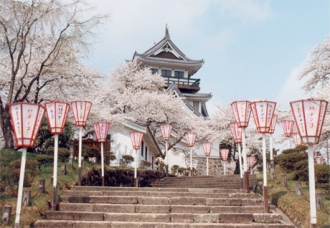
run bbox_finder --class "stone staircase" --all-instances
[151,175,257,189]
[34,176,295,228]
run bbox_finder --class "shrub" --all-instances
[315,164,330,184]
[293,160,308,181]
[45,147,70,162]
[58,148,71,162]
[171,165,179,175]
[275,152,307,172]
[10,159,40,187]
[140,160,151,169]
[36,154,54,170]
[81,167,166,187]
[178,167,186,175]
[122,155,134,167]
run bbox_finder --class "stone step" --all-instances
[45,211,285,224]
[58,203,269,213]
[61,190,258,199]
[62,195,263,206]
[70,186,247,193]
[35,220,295,228]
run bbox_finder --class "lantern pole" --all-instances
[9,102,44,228]
[238,143,243,179]
[242,129,249,192]
[308,144,317,225]
[101,142,105,186]
[206,156,209,176]
[262,134,268,213]
[14,148,27,228]
[52,134,59,210]
[78,126,83,185]
[165,141,168,176]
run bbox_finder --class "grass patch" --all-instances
[267,165,330,227]
[0,151,95,228]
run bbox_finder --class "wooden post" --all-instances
[2,205,12,225]
[295,182,302,196]
[316,193,322,210]
[281,175,287,186]
[134,177,139,187]
[23,190,31,206]
[61,164,66,175]
[39,179,45,193]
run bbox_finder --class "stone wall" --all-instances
[196,157,237,176]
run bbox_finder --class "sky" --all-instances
[84,0,330,116]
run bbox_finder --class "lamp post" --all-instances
[45,101,70,210]
[71,100,92,186]
[160,123,172,177]
[9,102,45,228]
[290,99,328,227]
[251,100,276,213]
[281,119,295,148]
[247,156,256,174]
[229,122,243,187]
[130,132,144,187]
[269,115,278,180]
[94,122,110,186]
[185,132,197,176]
[202,142,213,175]
[231,100,251,192]
[219,146,230,175]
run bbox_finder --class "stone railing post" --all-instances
[39,179,45,193]
[23,190,31,206]
[295,182,302,196]
[316,193,322,210]
[2,205,12,225]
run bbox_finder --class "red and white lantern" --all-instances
[220,148,230,161]
[71,100,92,126]
[45,101,70,134]
[94,122,110,142]
[229,122,242,143]
[203,142,213,157]
[9,102,45,148]
[250,100,277,133]
[160,123,172,141]
[185,132,197,147]
[230,100,251,128]
[281,120,295,137]
[247,156,256,168]
[130,132,143,150]
[290,99,328,144]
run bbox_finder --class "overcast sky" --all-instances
[84,0,329,115]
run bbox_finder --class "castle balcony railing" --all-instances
[162,75,200,90]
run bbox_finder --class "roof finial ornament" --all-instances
[165,24,170,38]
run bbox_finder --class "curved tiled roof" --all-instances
[133,30,204,69]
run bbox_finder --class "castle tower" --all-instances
[133,25,212,118]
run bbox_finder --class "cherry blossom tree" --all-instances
[298,38,330,148]
[0,0,107,148]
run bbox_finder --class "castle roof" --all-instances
[133,26,204,76]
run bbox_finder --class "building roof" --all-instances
[166,82,210,118]
[133,26,204,76]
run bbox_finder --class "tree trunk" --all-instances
[0,105,14,149]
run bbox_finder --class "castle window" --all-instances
[161,69,171,77]
[175,71,184,78]
[193,101,199,111]
[151,68,158,74]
